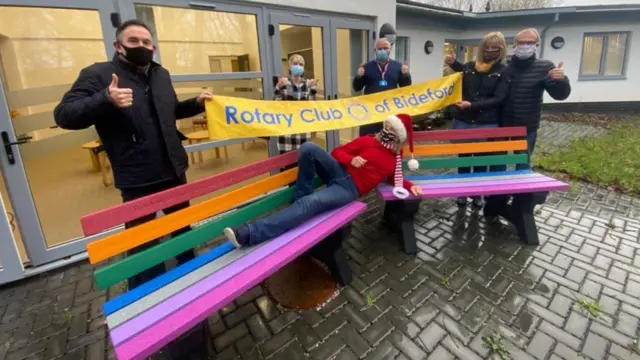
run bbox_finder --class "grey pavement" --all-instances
[1,119,639,360]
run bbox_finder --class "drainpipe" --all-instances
[539,13,560,59]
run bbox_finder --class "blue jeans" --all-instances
[451,119,499,174]
[515,129,538,170]
[243,142,360,246]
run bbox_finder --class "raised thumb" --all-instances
[110,73,119,88]
[557,61,564,69]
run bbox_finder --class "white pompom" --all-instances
[407,158,419,171]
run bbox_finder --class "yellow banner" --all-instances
[205,73,462,139]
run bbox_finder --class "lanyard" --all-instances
[377,62,389,80]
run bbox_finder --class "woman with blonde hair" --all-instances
[444,31,511,208]
[274,54,317,166]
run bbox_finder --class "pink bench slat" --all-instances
[409,176,557,189]
[413,126,527,142]
[113,201,367,360]
[81,151,298,236]
[378,179,569,201]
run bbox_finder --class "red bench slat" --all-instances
[81,151,298,236]
[413,126,527,142]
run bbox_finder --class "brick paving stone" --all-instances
[1,119,639,360]
[528,331,556,360]
[583,332,609,360]
[426,345,454,360]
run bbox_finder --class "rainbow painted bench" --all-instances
[82,150,366,360]
[377,126,569,250]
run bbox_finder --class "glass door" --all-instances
[0,0,117,267]
[328,18,374,147]
[268,12,334,150]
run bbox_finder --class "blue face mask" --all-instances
[290,65,304,76]
[376,49,389,62]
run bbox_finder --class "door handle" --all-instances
[2,131,31,165]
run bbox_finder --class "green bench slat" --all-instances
[94,177,322,290]
[402,154,528,170]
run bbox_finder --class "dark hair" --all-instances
[115,19,153,41]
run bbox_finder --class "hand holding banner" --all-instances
[205,73,462,139]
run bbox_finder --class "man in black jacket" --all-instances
[54,20,212,358]
[501,28,571,170]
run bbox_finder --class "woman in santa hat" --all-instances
[224,114,423,248]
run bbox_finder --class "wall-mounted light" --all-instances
[379,23,397,44]
[424,40,434,54]
[551,36,565,50]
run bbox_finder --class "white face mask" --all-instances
[513,44,537,59]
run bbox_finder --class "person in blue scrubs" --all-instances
[353,38,412,136]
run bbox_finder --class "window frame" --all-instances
[579,31,631,81]
[394,36,410,65]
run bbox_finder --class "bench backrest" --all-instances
[84,150,321,291]
[402,126,529,170]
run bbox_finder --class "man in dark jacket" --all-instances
[353,38,412,136]
[501,28,571,170]
[54,20,212,359]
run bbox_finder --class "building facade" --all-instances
[396,1,640,112]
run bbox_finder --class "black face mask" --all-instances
[120,44,154,67]
[483,51,500,62]
[380,129,396,143]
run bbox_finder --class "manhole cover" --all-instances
[265,256,337,310]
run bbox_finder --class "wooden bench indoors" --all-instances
[81,151,366,360]
[377,126,570,253]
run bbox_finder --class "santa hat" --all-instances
[384,114,419,199]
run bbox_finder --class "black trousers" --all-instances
[120,173,195,289]
[119,173,211,359]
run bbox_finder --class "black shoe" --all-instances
[456,197,467,206]
[471,197,484,209]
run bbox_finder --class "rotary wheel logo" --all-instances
[346,102,370,122]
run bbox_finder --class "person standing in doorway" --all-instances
[501,28,571,170]
[444,32,511,208]
[53,19,212,359]
[353,38,412,136]
[274,54,318,171]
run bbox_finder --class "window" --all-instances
[134,4,261,75]
[394,36,409,64]
[580,32,629,79]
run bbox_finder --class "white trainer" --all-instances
[224,227,242,249]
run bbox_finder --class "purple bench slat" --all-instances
[113,201,367,360]
[378,178,569,201]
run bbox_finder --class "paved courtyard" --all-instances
[1,120,640,360]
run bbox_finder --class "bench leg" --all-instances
[509,192,548,246]
[310,226,352,286]
[383,199,420,255]
[486,192,548,246]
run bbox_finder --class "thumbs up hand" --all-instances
[356,63,365,77]
[444,48,456,65]
[107,73,133,109]
[401,61,409,74]
[548,61,565,81]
